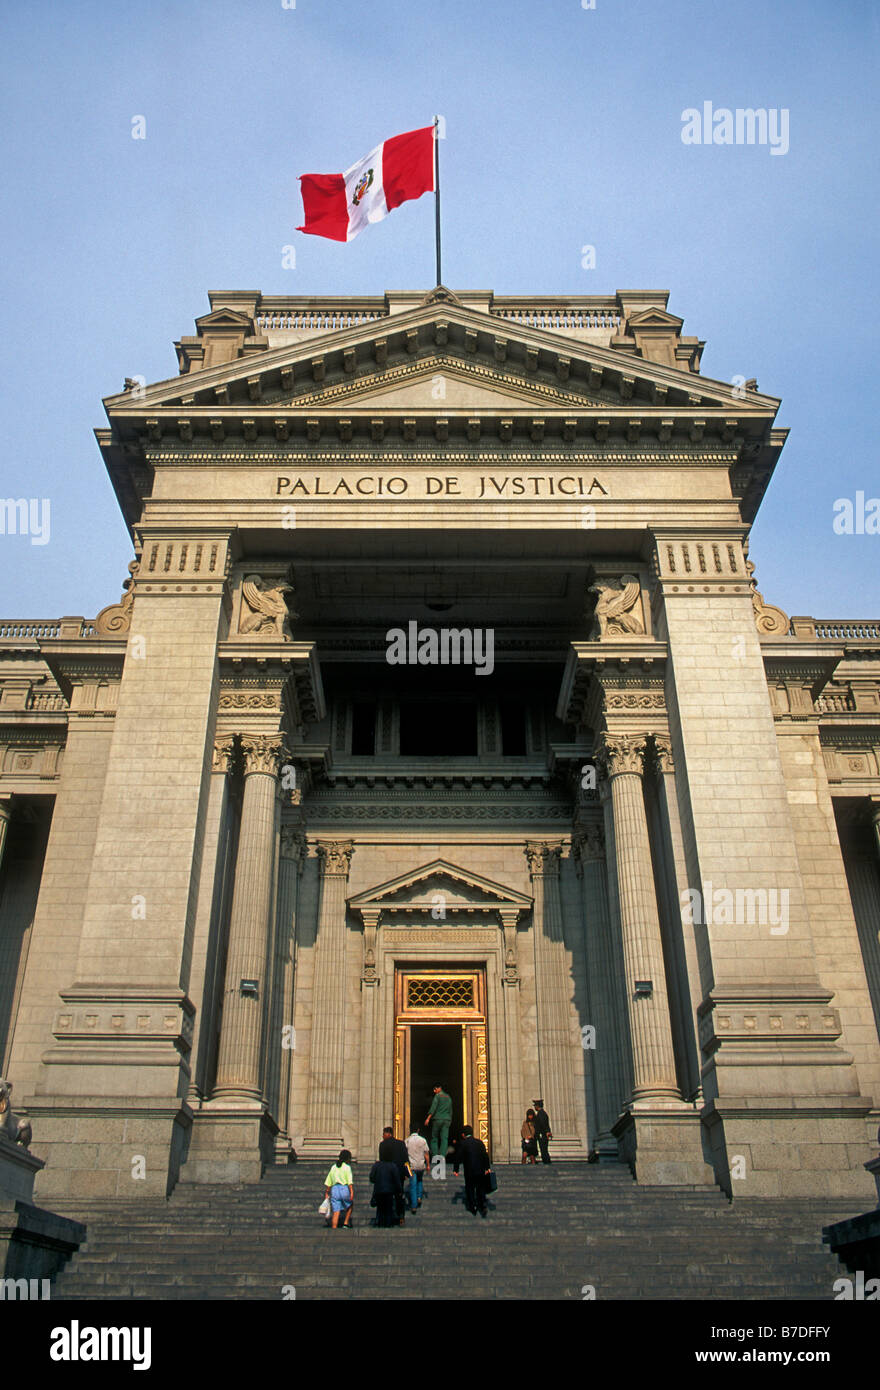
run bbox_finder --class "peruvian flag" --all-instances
[297,125,435,243]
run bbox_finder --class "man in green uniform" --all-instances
[424,1083,453,1158]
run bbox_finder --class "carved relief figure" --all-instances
[239,575,295,638]
[589,574,645,637]
[0,1078,32,1148]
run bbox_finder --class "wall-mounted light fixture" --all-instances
[634,980,653,998]
[240,979,259,998]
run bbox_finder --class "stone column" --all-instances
[524,841,583,1150]
[268,823,305,1158]
[573,821,626,1156]
[649,734,704,1102]
[301,840,354,1157]
[213,735,285,1100]
[596,734,714,1185]
[0,800,11,873]
[595,734,679,1101]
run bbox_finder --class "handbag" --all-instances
[486,1169,498,1193]
[318,1197,331,1217]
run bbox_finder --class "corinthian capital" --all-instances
[240,734,287,777]
[573,822,605,865]
[594,733,648,778]
[316,840,354,877]
[280,826,307,866]
[651,734,675,775]
[524,841,564,877]
[212,735,236,774]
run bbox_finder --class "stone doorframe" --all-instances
[347,859,532,1163]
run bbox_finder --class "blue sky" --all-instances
[0,0,877,618]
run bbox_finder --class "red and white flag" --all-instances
[297,125,435,243]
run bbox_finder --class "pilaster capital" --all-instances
[280,825,307,866]
[651,733,675,775]
[573,822,606,866]
[240,734,287,777]
[594,732,648,778]
[316,839,354,877]
[524,840,565,877]
[212,734,237,774]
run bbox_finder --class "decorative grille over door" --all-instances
[406,976,475,1010]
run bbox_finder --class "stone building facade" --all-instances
[1,286,878,1201]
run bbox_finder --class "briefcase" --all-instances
[486,1169,498,1193]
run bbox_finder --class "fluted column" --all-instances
[303,840,354,1149]
[525,840,580,1138]
[213,735,285,1101]
[573,821,626,1153]
[0,800,11,872]
[595,733,680,1102]
[268,823,305,1153]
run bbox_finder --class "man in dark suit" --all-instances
[452,1124,491,1217]
[379,1125,411,1225]
[533,1099,552,1164]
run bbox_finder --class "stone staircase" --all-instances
[47,1162,856,1300]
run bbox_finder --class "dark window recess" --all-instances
[399,699,477,755]
[350,701,376,755]
[499,699,528,755]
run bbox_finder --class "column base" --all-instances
[22,1097,192,1199]
[613,1102,716,1187]
[297,1135,345,1161]
[703,1096,878,1200]
[179,1102,277,1185]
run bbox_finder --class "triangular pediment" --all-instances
[626,307,684,329]
[104,297,780,418]
[193,308,254,330]
[348,858,532,919]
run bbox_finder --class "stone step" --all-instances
[50,1162,853,1301]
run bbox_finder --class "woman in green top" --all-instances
[324,1149,354,1229]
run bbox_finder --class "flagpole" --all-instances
[433,115,442,286]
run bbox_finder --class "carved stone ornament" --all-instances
[94,560,138,635]
[316,840,354,876]
[589,574,645,638]
[0,1078,32,1149]
[594,733,648,778]
[239,574,296,638]
[652,733,675,775]
[240,735,286,777]
[524,841,564,876]
[212,734,236,774]
[280,826,306,865]
[574,822,606,863]
[746,554,789,636]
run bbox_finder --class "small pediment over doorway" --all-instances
[347,858,532,926]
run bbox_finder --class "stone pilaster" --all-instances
[573,820,625,1157]
[357,907,381,1159]
[300,840,354,1157]
[524,840,584,1154]
[213,735,285,1100]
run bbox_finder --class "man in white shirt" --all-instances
[406,1129,430,1211]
